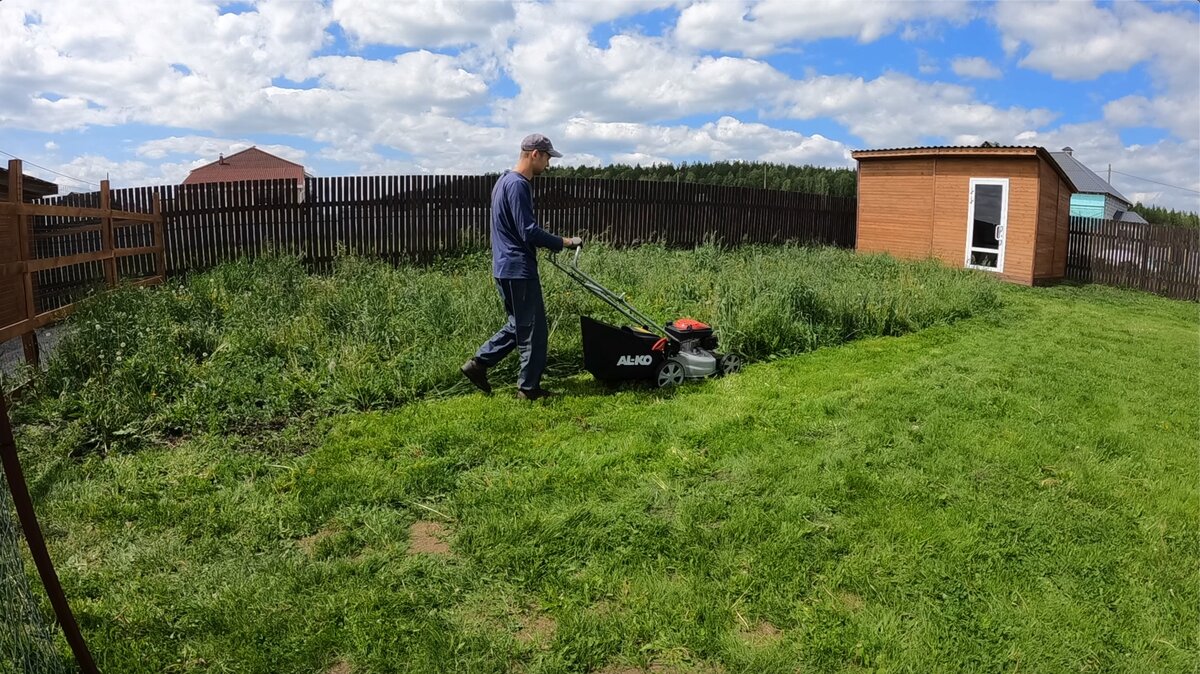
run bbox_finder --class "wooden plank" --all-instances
[166,185,180,271]
[0,301,75,342]
[368,175,378,258]
[9,161,36,322]
[32,222,105,238]
[275,179,286,256]
[212,181,227,267]
[21,331,39,366]
[190,183,205,270]
[186,183,201,270]
[152,191,166,279]
[434,174,444,254]
[416,174,426,257]
[262,179,274,256]
[313,176,324,261]
[320,175,331,265]
[210,180,223,268]
[7,203,158,221]
[200,182,214,270]
[25,250,115,273]
[234,180,247,260]
[359,175,369,256]
[114,245,161,260]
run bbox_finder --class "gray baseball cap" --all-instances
[521,133,563,157]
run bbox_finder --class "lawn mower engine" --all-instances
[551,246,743,388]
[580,315,742,388]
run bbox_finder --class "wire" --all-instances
[1109,169,1200,195]
[0,149,100,189]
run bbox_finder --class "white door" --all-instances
[965,178,1009,272]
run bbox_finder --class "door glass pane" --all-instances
[972,184,1003,249]
[969,251,999,268]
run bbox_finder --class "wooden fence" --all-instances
[1066,216,1200,301]
[1,160,164,363]
[33,175,857,277]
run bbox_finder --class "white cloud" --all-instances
[777,73,1056,148]
[674,0,974,56]
[564,116,853,167]
[550,0,686,24]
[0,0,331,132]
[501,9,791,126]
[136,136,308,165]
[917,49,940,75]
[1103,93,1199,146]
[612,152,674,166]
[994,1,1146,80]
[951,56,1001,79]
[331,0,515,48]
[994,1,1199,140]
[305,52,490,112]
[44,141,59,151]
[1011,122,1200,212]
[52,154,179,190]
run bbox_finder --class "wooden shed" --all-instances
[0,166,58,202]
[851,146,1078,285]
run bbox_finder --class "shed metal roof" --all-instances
[851,145,1077,192]
[1047,151,1130,205]
[0,166,60,200]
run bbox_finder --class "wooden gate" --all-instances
[0,159,165,364]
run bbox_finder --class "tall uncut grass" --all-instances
[20,245,1001,451]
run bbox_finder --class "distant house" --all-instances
[0,166,59,202]
[852,145,1078,286]
[1048,147,1147,224]
[182,147,310,203]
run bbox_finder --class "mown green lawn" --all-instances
[16,282,1199,673]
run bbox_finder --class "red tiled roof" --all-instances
[182,147,306,184]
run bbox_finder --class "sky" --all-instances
[1,0,1197,212]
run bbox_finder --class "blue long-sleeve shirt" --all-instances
[491,170,563,279]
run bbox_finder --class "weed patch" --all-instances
[16,245,1000,453]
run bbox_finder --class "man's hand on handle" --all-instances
[563,236,584,249]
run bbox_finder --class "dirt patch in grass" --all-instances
[514,612,556,644]
[326,659,351,674]
[838,591,865,612]
[597,660,726,673]
[408,520,452,555]
[737,619,782,647]
[299,526,337,557]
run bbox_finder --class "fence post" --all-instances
[152,191,166,280]
[99,179,116,288]
[8,160,39,368]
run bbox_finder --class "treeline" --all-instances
[545,161,857,198]
[1131,203,1200,229]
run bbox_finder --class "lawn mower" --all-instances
[547,245,743,388]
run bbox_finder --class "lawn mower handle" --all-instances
[547,243,663,334]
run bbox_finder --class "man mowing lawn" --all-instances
[462,133,583,401]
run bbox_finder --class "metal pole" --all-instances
[0,395,99,674]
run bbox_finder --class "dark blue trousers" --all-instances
[473,277,547,391]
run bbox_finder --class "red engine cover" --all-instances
[671,318,710,331]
